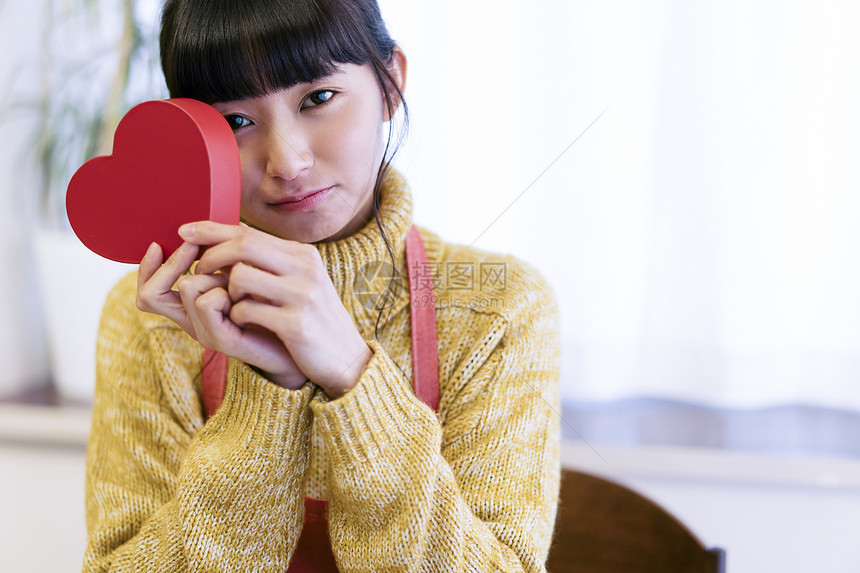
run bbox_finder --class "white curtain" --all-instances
[381,0,860,409]
[7,0,856,408]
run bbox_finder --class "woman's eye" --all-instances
[302,90,336,108]
[224,115,252,131]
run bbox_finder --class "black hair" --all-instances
[160,0,408,333]
[161,0,398,104]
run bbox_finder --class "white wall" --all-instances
[379,0,860,410]
[0,442,87,571]
[636,478,860,573]
[0,0,52,395]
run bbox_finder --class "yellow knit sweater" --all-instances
[83,170,561,572]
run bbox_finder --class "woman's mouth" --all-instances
[271,186,333,212]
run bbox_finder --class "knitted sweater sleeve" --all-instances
[83,274,315,572]
[311,265,561,572]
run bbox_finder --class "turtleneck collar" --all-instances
[314,168,413,337]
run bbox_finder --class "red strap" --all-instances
[201,348,228,418]
[404,225,440,411]
[286,498,338,571]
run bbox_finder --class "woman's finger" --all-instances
[193,289,306,387]
[229,295,366,392]
[175,273,229,339]
[177,221,244,247]
[175,273,229,308]
[188,283,236,349]
[140,241,200,299]
[229,297,286,334]
[136,241,200,327]
[226,263,302,307]
[137,242,163,294]
[189,224,314,276]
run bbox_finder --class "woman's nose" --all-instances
[264,127,313,180]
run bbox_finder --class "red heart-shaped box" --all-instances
[66,98,241,263]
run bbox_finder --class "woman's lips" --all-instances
[271,186,333,212]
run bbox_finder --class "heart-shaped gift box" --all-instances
[66,98,241,264]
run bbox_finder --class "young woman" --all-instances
[83,0,560,571]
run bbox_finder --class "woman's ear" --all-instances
[383,46,407,121]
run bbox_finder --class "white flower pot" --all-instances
[33,229,135,403]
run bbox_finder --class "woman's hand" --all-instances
[136,241,201,332]
[173,222,372,398]
[135,239,308,391]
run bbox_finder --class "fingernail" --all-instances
[178,223,195,238]
[144,242,158,258]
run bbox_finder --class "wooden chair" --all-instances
[546,469,726,573]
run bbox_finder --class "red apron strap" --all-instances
[286,498,338,571]
[404,225,440,411]
[201,347,228,418]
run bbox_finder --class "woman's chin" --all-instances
[242,201,373,244]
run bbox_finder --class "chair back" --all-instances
[546,469,726,573]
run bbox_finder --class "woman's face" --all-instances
[211,62,396,244]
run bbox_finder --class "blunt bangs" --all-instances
[161,0,381,103]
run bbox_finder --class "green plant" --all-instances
[33,0,162,228]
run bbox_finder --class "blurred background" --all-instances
[2,0,860,571]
